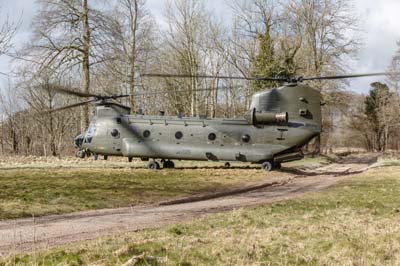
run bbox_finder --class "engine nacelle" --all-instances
[244,108,288,126]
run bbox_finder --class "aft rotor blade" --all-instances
[42,99,98,113]
[49,85,100,98]
[109,86,243,100]
[142,73,287,82]
[302,72,400,81]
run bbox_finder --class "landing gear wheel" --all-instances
[104,155,108,160]
[76,150,85,159]
[128,157,133,163]
[147,161,160,170]
[262,161,273,172]
[163,160,175,169]
[274,162,282,170]
[224,162,231,168]
[93,153,99,161]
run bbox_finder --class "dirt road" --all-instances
[0,156,375,256]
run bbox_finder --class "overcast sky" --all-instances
[0,0,399,94]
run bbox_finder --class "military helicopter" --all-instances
[48,72,395,171]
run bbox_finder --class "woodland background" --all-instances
[0,0,399,157]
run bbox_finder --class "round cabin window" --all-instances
[208,133,216,141]
[175,131,183,140]
[110,128,119,138]
[242,134,251,143]
[143,130,151,138]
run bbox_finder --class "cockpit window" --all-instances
[74,134,84,148]
[87,121,97,135]
[83,121,96,144]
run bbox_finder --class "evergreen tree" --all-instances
[365,82,391,151]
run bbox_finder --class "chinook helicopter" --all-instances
[48,72,395,171]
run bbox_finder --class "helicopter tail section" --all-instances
[248,84,322,165]
[249,84,322,134]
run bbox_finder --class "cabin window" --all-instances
[242,134,251,143]
[143,130,151,138]
[111,128,119,137]
[208,133,216,141]
[175,131,183,140]
[84,137,93,143]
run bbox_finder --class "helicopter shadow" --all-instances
[279,164,372,177]
[171,165,261,170]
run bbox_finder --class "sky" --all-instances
[0,0,399,94]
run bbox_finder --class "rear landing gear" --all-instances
[224,162,231,168]
[262,161,273,172]
[147,160,160,170]
[261,161,282,171]
[163,160,175,169]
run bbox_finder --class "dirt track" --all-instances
[0,156,375,256]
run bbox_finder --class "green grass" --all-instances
[0,155,328,221]
[0,168,276,220]
[3,166,400,266]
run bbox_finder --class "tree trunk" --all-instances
[129,0,139,112]
[81,0,91,131]
[211,78,219,118]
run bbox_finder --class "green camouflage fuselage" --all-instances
[80,84,321,164]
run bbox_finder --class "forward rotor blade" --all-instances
[42,99,98,114]
[302,72,400,81]
[142,73,287,82]
[48,85,100,98]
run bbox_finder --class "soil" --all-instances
[0,155,377,257]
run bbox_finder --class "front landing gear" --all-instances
[147,160,160,170]
[76,150,85,159]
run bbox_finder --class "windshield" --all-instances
[84,120,97,144]
[74,134,85,148]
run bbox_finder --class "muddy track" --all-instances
[0,156,376,257]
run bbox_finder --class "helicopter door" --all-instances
[109,128,122,153]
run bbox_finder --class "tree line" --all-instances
[0,0,399,157]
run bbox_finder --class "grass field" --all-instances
[0,168,283,220]
[3,165,400,265]
[0,156,328,221]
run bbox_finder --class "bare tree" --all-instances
[287,0,360,78]
[0,7,18,57]
[160,0,212,116]
[99,0,157,112]
[24,78,74,156]
[0,82,23,154]
[22,0,105,130]
[388,41,400,150]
